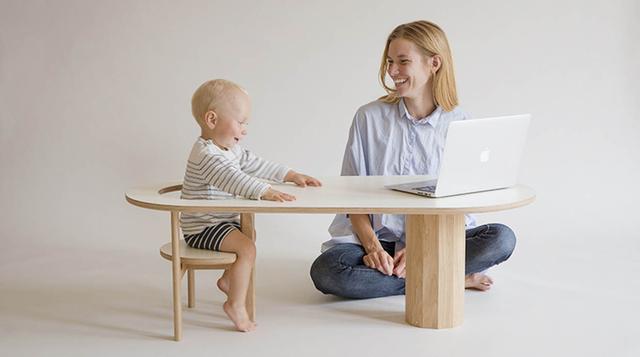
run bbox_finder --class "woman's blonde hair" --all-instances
[378,20,458,112]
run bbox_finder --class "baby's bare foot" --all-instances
[223,301,256,332]
[465,273,494,291]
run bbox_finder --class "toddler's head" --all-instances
[191,79,250,150]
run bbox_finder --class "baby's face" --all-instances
[211,90,251,149]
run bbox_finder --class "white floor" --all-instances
[1,215,638,357]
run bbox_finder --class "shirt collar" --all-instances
[399,98,443,127]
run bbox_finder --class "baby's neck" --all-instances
[200,132,228,151]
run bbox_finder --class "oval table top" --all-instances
[125,175,535,215]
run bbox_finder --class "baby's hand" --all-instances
[261,188,296,202]
[284,170,322,187]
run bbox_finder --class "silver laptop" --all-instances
[385,114,530,198]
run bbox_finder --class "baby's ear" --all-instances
[204,110,218,128]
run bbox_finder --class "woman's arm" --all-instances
[350,214,394,276]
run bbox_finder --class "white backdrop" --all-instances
[1,0,639,316]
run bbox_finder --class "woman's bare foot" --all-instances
[223,301,256,332]
[217,273,230,295]
[465,273,494,291]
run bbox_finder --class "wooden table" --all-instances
[126,175,535,337]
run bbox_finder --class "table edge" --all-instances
[125,194,536,215]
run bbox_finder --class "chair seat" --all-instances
[160,240,237,265]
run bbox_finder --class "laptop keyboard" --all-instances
[415,185,436,193]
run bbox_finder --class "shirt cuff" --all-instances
[273,166,291,183]
[254,183,271,200]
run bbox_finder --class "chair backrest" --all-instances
[158,184,182,194]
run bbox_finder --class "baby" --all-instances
[181,79,321,332]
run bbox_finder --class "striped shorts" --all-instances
[183,222,241,251]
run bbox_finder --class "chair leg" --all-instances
[170,212,183,341]
[187,268,195,308]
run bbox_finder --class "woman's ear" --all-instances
[204,110,218,129]
[430,55,442,73]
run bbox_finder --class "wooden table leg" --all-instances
[241,213,256,321]
[405,214,465,328]
[170,211,183,341]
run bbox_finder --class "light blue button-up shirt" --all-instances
[323,98,476,252]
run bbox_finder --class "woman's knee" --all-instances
[491,223,517,259]
[310,246,360,295]
[310,252,339,293]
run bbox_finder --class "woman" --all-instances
[310,20,516,299]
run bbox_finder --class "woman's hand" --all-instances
[392,248,406,278]
[363,249,395,276]
[261,188,296,202]
[284,170,322,187]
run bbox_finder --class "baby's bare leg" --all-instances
[217,270,230,295]
[218,230,256,332]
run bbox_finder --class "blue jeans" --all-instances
[309,223,516,299]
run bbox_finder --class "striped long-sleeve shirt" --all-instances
[180,137,290,235]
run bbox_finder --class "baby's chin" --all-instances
[231,137,242,146]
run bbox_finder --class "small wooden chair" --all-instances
[140,184,257,341]
[159,240,236,308]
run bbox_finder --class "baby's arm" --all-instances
[240,149,321,187]
[205,154,295,201]
[239,149,290,182]
[204,153,272,199]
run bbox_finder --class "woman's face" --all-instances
[386,38,438,100]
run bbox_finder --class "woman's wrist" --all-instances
[362,240,384,255]
[349,214,378,253]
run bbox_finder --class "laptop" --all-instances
[385,114,530,198]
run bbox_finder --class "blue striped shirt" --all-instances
[323,99,476,251]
